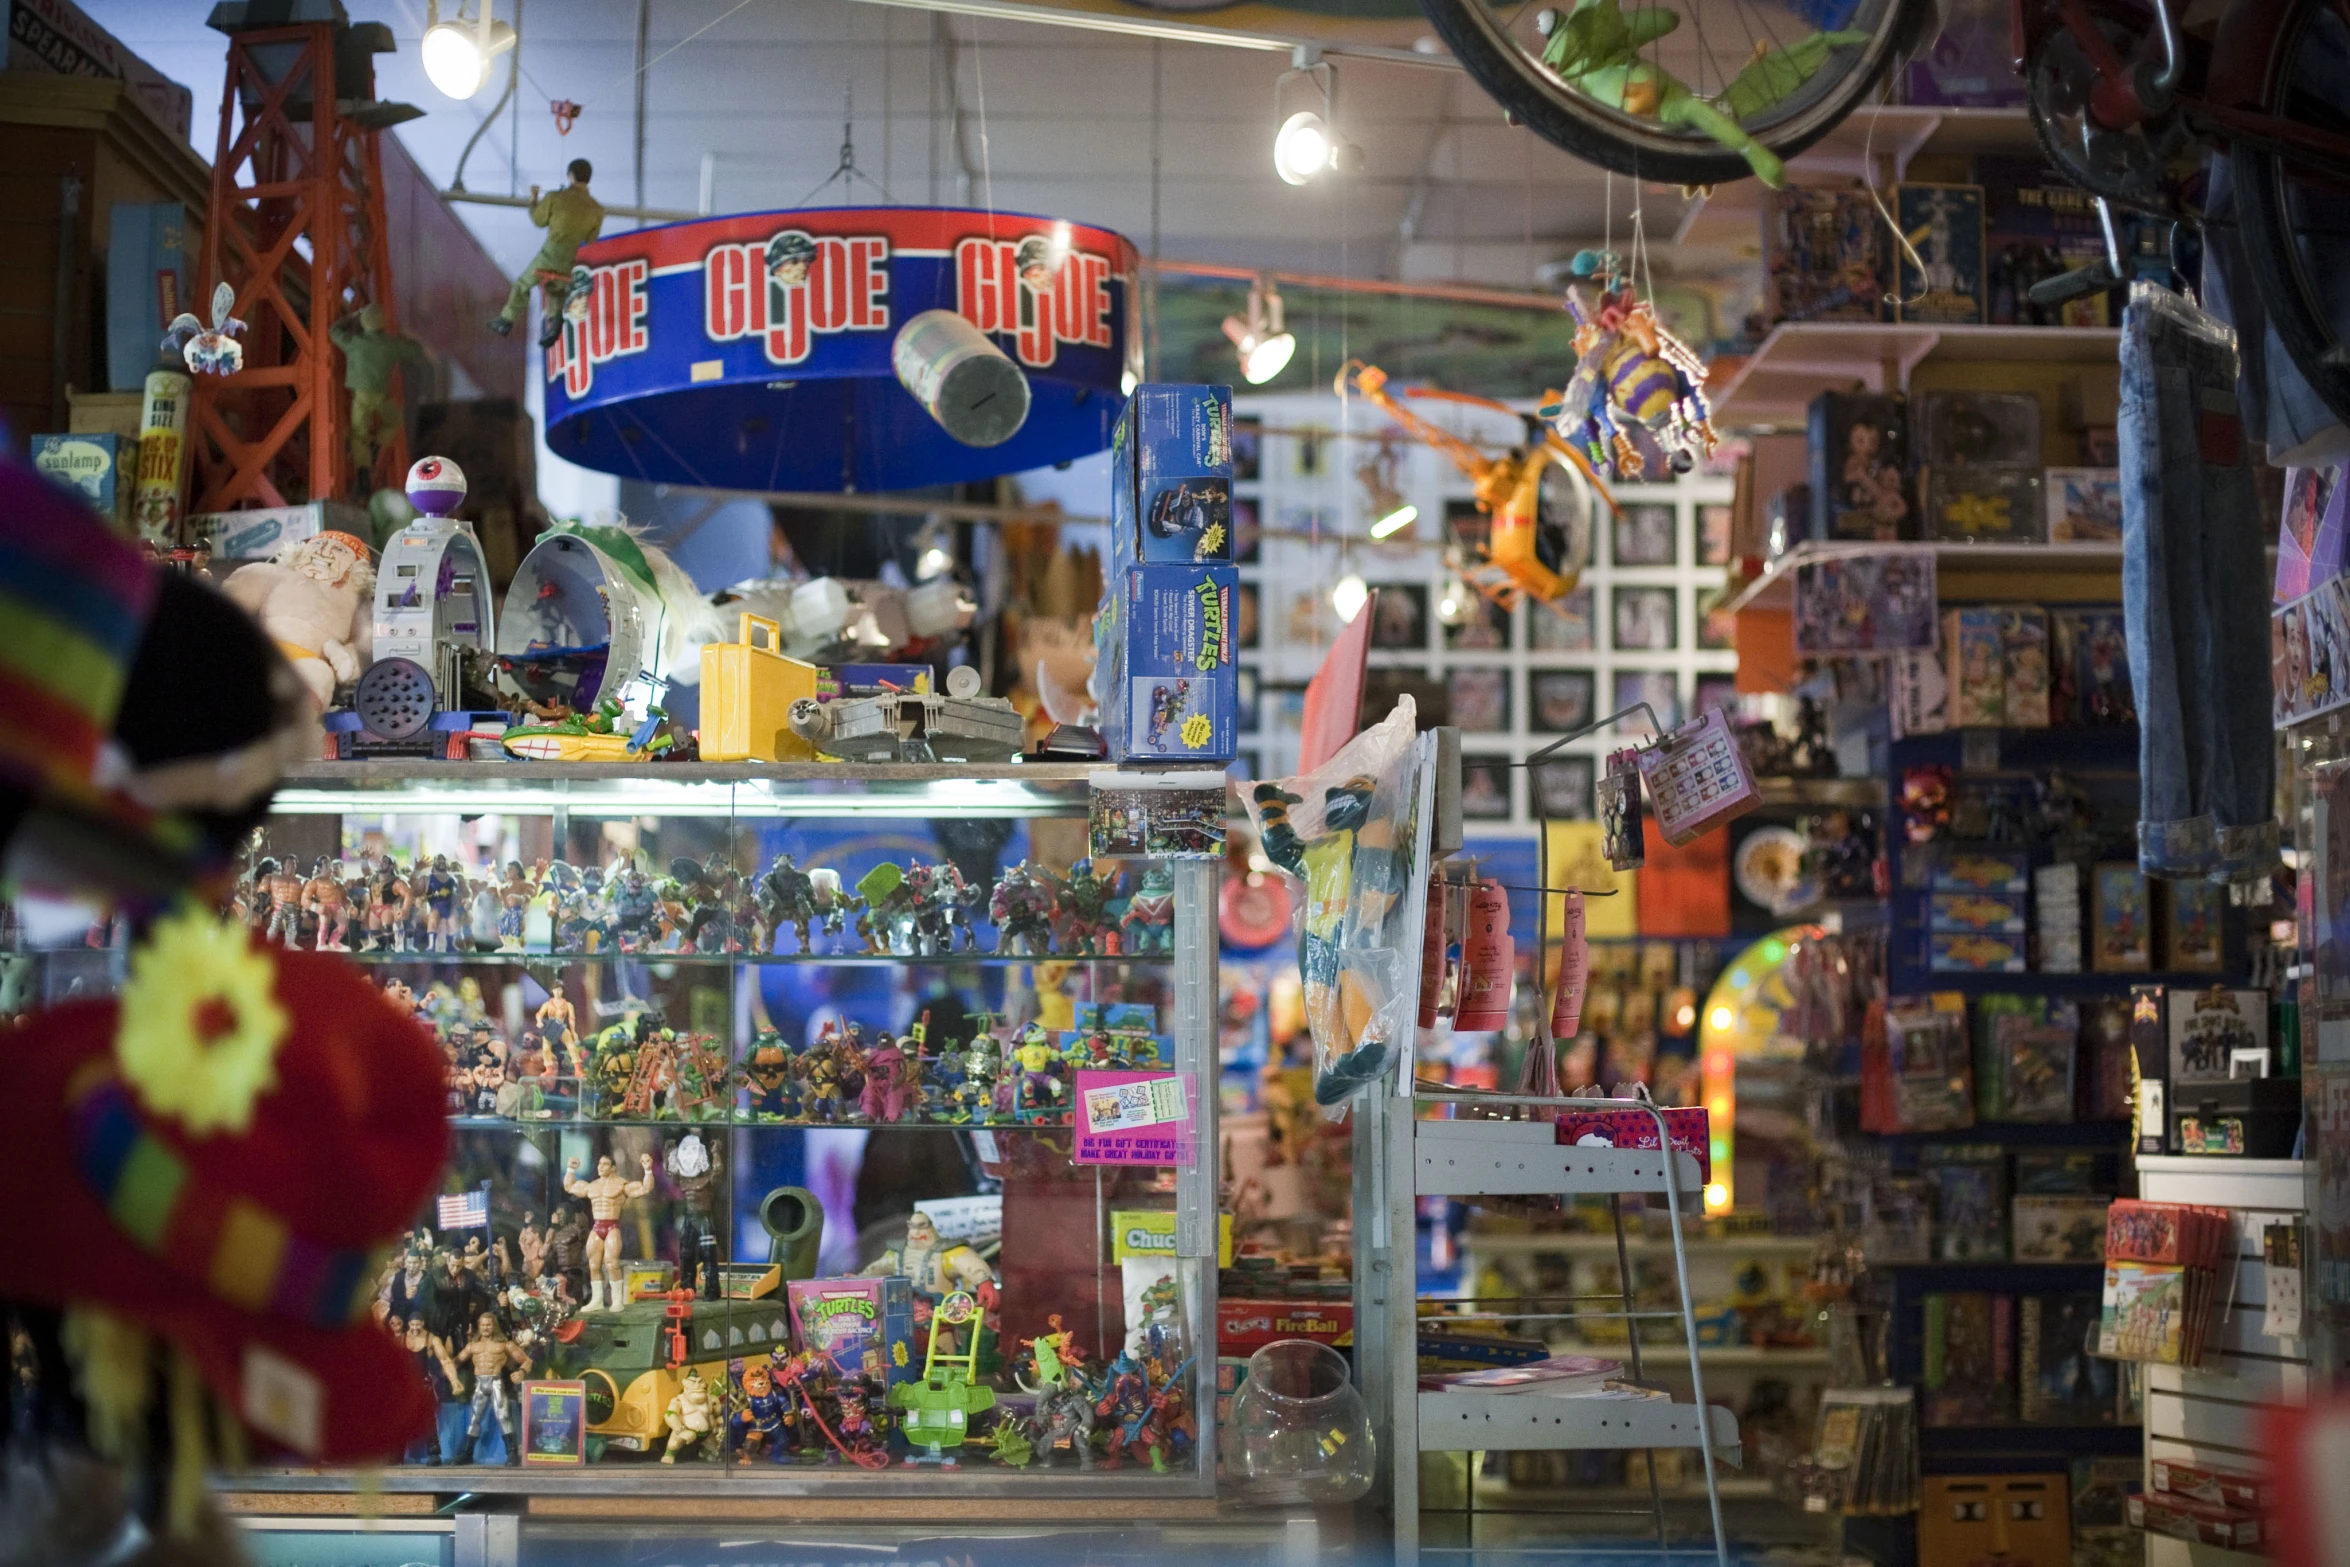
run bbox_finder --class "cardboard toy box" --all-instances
[30,432,128,530]
[785,1275,916,1388]
[190,499,370,562]
[1111,383,1235,570]
[1217,1298,1353,1355]
[1097,563,1239,763]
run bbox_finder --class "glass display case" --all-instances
[7,761,1221,1498]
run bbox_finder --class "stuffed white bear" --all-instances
[222,531,376,707]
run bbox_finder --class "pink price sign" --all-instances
[1072,1069,1197,1168]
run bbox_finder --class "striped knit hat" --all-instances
[0,455,314,905]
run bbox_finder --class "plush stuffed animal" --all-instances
[222,531,376,707]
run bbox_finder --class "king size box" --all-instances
[1112,383,1235,571]
[1098,563,1239,763]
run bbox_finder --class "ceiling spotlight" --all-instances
[1331,572,1369,624]
[1221,277,1296,385]
[1273,47,1360,185]
[1369,502,1418,540]
[1275,111,1333,185]
[423,0,516,100]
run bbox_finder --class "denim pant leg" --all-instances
[2122,296,2213,875]
[2122,285,2280,881]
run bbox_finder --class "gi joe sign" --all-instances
[543,206,1138,493]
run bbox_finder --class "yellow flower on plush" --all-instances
[117,904,289,1135]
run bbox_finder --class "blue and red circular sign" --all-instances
[542,206,1140,493]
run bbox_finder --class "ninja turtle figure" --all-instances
[855,862,920,954]
[739,1029,799,1122]
[1013,1021,1065,1123]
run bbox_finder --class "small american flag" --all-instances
[436,1188,489,1230]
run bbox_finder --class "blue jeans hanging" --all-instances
[2121,282,2279,883]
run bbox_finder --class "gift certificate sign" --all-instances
[1074,1069,1196,1167]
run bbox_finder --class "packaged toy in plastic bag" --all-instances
[1246,698,1420,1111]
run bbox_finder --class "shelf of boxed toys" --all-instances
[1709,323,2124,432]
[1461,1232,1821,1258]
[270,761,1101,818]
[1722,539,2125,618]
[1673,106,2046,250]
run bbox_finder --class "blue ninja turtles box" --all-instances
[1111,383,1234,569]
[1097,564,1238,763]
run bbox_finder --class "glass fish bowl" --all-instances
[1229,1339,1374,1504]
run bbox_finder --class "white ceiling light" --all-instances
[1274,111,1333,186]
[422,0,516,101]
[1222,277,1296,385]
[1369,501,1418,540]
[1272,46,1359,186]
[1331,572,1369,624]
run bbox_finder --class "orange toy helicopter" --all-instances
[1339,360,1617,613]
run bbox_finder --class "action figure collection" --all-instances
[378,1201,1196,1472]
[392,971,1164,1128]
[224,848,1167,960]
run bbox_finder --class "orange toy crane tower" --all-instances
[1338,361,1616,613]
[190,5,418,513]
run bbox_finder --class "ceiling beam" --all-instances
[837,0,1459,70]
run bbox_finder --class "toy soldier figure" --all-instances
[491,158,606,348]
[563,1152,654,1311]
[328,302,429,480]
[456,1310,532,1463]
[664,1132,724,1300]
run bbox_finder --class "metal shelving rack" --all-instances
[1357,1095,1742,1566]
[1349,736,1740,1566]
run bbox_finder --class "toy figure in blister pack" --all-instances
[1535,1,1869,187]
[1547,264,1718,481]
[990,860,1060,954]
[1144,677,1196,750]
[1119,865,1176,954]
[1137,1273,1182,1332]
[1253,756,1412,1104]
[1901,765,1953,846]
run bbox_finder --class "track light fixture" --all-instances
[1273,46,1361,185]
[1221,277,1297,386]
[423,0,517,101]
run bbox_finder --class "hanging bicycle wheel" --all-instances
[1419,0,1933,187]
[2230,0,2350,428]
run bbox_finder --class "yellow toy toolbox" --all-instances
[699,614,820,762]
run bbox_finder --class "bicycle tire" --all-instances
[1419,0,1934,187]
[2229,0,2350,428]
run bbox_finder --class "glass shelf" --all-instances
[294,948,1166,968]
[453,1114,1087,1132]
[270,760,1100,818]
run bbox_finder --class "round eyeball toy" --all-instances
[404,455,468,517]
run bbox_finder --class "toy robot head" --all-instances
[767,229,817,288]
[405,455,468,517]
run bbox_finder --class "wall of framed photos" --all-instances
[1228,389,1737,832]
